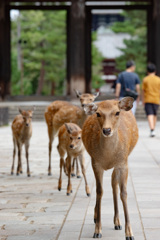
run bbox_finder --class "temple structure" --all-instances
[0,0,158,98]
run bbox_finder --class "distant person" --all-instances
[111,80,117,93]
[142,63,160,137]
[115,60,140,115]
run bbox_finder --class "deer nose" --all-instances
[103,128,111,136]
[26,123,29,127]
[82,104,86,107]
[70,144,74,149]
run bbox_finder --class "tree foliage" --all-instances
[11,10,66,96]
[111,10,147,82]
[91,32,103,90]
[11,9,104,96]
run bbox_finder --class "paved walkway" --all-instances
[0,121,160,240]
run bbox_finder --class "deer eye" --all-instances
[115,112,120,116]
[96,112,101,117]
[70,137,73,140]
[78,137,81,139]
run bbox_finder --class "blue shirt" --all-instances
[116,71,140,97]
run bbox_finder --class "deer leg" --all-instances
[25,142,30,177]
[11,138,16,175]
[58,157,64,191]
[112,169,122,230]
[71,158,76,177]
[66,156,72,195]
[118,167,134,240]
[57,144,65,191]
[76,158,81,178]
[92,160,104,238]
[48,126,54,176]
[79,155,90,196]
[17,143,22,176]
[19,146,23,174]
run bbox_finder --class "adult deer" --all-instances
[11,108,34,177]
[44,90,99,175]
[82,97,138,239]
[57,123,90,196]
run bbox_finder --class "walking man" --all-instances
[142,63,160,137]
[115,60,140,115]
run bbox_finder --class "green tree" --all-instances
[11,10,66,96]
[11,17,21,95]
[111,10,147,81]
[92,32,103,90]
[11,9,103,96]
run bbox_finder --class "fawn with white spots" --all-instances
[44,90,99,176]
[57,123,90,196]
[82,97,138,239]
[11,108,34,177]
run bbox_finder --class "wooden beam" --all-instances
[10,5,69,10]
[87,5,150,10]
[86,0,151,1]
[10,0,70,2]
[11,4,151,10]
[9,0,151,2]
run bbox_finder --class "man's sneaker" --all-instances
[150,130,155,137]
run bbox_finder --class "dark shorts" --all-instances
[144,103,159,116]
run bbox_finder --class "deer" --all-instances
[57,122,90,196]
[44,89,99,176]
[11,108,34,177]
[82,97,138,239]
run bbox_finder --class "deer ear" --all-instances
[19,108,23,115]
[84,103,98,115]
[74,89,82,98]
[118,97,134,111]
[64,123,72,134]
[93,91,99,99]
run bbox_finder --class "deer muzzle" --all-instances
[103,128,111,136]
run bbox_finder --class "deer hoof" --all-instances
[71,173,75,177]
[20,171,23,174]
[28,174,31,177]
[87,193,90,197]
[115,225,122,230]
[77,175,81,179]
[67,193,70,196]
[58,187,61,191]
[11,172,14,175]
[48,172,52,176]
[126,237,134,240]
[16,173,19,176]
[93,233,102,238]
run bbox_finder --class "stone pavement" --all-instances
[0,120,160,240]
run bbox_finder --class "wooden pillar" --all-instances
[147,6,153,64]
[147,0,160,76]
[67,0,86,96]
[0,0,10,99]
[85,8,92,93]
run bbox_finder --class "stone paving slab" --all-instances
[0,121,160,240]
